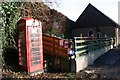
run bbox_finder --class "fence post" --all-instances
[111,38,115,47]
[92,34,95,50]
[80,34,82,46]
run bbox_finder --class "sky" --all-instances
[51,0,120,23]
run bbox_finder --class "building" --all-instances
[71,3,120,47]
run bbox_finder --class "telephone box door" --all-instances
[27,26,43,73]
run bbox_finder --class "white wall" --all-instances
[75,45,113,72]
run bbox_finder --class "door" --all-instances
[27,26,43,72]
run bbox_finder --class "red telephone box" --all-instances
[17,18,43,74]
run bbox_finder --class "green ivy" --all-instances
[1,2,24,48]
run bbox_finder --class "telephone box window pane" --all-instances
[31,38,39,43]
[35,34,39,37]
[35,39,39,42]
[31,39,34,42]
[32,52,40,56]
[37,29,40,33]
[31,57,40,61]
[19,32,22,38]
[31,61,40,66]
[19,56,25,65]
[30,34,34,37]
[31,48,39,52]
[30,29,41,33]
[30,34,39,37]
[32,43,39,47]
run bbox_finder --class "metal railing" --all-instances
[74,37,114,56]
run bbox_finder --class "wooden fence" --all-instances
[42,35,70,72]
[43,35,68,59]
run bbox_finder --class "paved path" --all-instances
[84,48,120,78]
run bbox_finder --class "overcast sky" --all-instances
[52,0,120,23]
